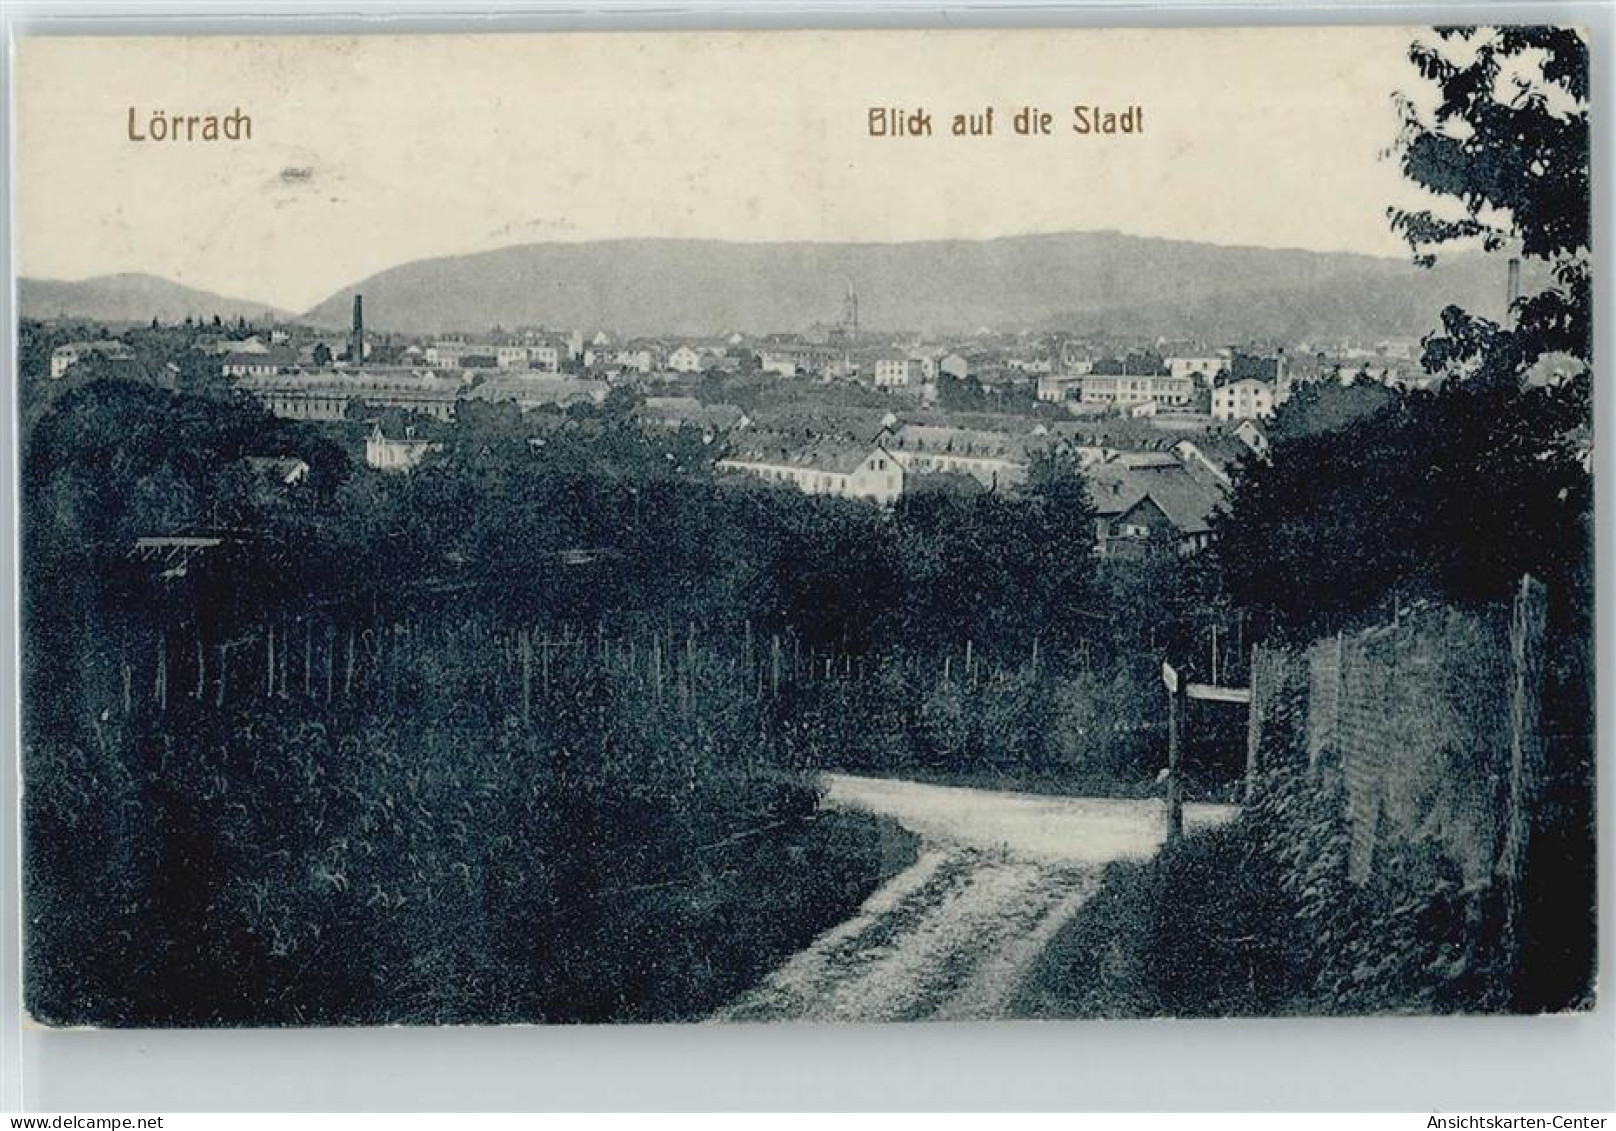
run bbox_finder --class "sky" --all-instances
[14,27,1439,314]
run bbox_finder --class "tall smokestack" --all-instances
[351,294,364,367]
[1507,258,1521,312]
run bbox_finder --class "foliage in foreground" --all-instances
[1014,764,1596,1019]
[24,672,919,1026]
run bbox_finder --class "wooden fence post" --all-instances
[156,629,168,712]
[1244,646,1264,801]
[520,628,533,723]
[344,627,356,698]
[1499,573,1548,1001]
[1165,661,1186,845]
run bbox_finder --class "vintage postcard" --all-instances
[12,26,1594,1026]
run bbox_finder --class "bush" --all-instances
[23,663,918,1026]
[1017,764,1580,1019]
[1015,819,1303,1019]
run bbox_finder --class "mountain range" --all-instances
[23,232,1522,344]
[19,273,292,326]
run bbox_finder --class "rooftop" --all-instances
[1088,463,1223,534]
[724,435,887,476]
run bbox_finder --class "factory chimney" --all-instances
[350,294,365,367]
[1506,258,1521,313]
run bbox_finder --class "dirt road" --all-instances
[715,774,1236,1023]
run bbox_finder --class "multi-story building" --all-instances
[526,339,569,373]
[425,339,470,368]
[495,344,533,370]
[1078,373,1196,410]
[236,369,461,422]
[1211,378,1277,421]
[872,353,924,389]
[757,339,836,378]
[883,424,1031,491]
[718,438,905,505]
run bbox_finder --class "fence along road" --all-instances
[714,773,1237,1023]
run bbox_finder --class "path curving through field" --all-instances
[714,773,1237,1023]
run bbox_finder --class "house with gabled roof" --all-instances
[366,424,441,473]
[1234,419,1270,459]
[717,435,905,505]
[884,423,1032,491]
[1087,462,1223,559]
[222,346,299,378]
[635,397,750,443]
[1171,436,1249,490]
[464,375,609,410]
[50,340,137,379]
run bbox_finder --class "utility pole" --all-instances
[1163,660,1187,845]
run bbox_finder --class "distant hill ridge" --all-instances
[20,273,292,325]
[25,232,1523,342]
[300,231,1518,341]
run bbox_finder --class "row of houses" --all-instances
[416,332,751,378]
[711,412,1263,558]
[717,434,1229,558]
[48,339,137,378]
[160,321,1286,412]
[233,368,611,423]
[181,309,1257,559]
[1033,352,1293,420]
[422,338,572,373]
[50,321,1431,400]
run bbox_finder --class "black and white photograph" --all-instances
[11,24,1596,1030]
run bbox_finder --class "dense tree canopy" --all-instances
[1215,382,1591,639]
[1217,26,1593,641]
[1391,27,1591,386]
[23,376,1108,671]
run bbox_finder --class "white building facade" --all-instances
[1211,378,1277,421]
